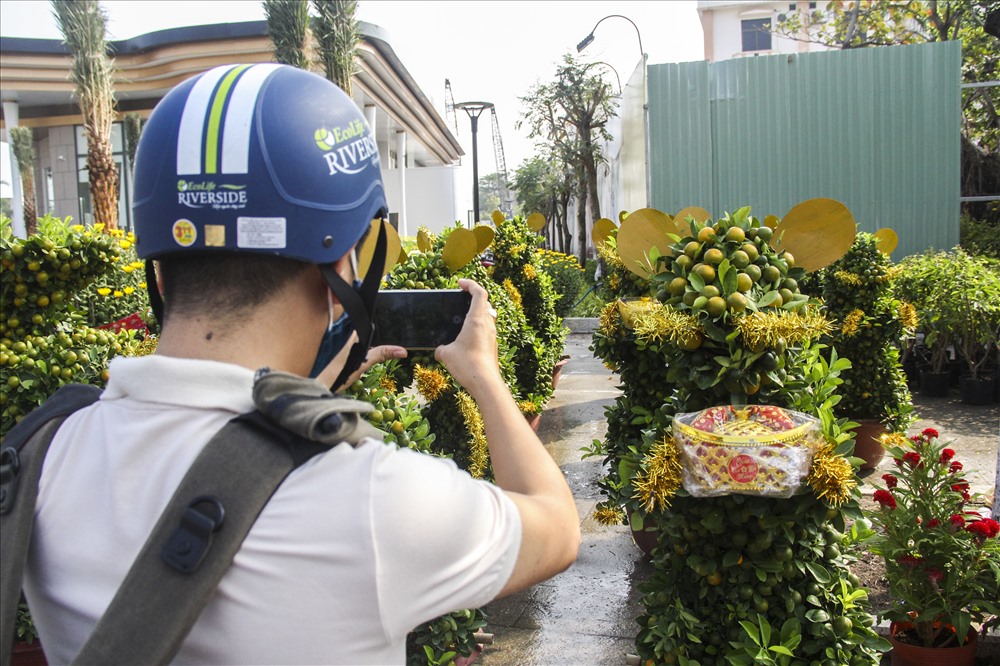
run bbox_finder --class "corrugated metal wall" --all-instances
[648,41,961,260]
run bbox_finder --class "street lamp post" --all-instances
[578,14,650,208]
[455,101,494,225]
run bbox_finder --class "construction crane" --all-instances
[444,79,460,149]
[489,107,515,217]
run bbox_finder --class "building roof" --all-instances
[0,20,463,167]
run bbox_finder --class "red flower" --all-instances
[939,448,955,463]
[949,514,966,528]
[967,519,1000,539]
[951,482,971,501]
[950,461,963,473]
[902,452,922,468]
[921,427,939,440]
[898,554,922,568]
[882,473,898,489]
[926,519,941,529]
[874,489,897,510]
[926,567,945,583]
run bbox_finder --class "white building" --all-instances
[697,1,833,62]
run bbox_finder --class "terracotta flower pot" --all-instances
[11,640,47,666]
[551,355,571,389]
[851,419,888,470]
[889,622,977,666]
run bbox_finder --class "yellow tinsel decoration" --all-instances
[736,308,832,350]
[522,264,537,280]
[378,375,397,393]
[456,390,489,479]
[632,437,684,512]
[414,364,450,402]
[503,278,522,309]
[807,444,856,507]
[620,299,703,347]
[899,301,919,332]
[592,504,625,526]
[517,399,541,416]
[840,309,864,337]
[598,301,622,337]
[596,239,624,270]
[833,270,863,286]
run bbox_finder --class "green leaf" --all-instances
[630,511,644,532]
[738,620,760,645]
[805,561,832,585]
[769,646,793,656]
[689,272,706,291]
[757,291,781,308]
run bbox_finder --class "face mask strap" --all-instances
[318,219,387,391]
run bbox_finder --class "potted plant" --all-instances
[946,252,1000,405]
[894,252,955,397]
[820,232,916,468]
[867,428,1000,664]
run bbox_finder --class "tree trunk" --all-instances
[89,140,119,230]
[19,169,37,237]
[582,130,602,224]
[576,170,588,265]
[559,191,571,254]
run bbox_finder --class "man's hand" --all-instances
[316,331,407,391]
[435,279,502,398]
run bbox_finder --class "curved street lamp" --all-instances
[455,101,494,225]
[577,14,650,208]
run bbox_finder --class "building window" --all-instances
[809,2,817,8]
[741,18,772,52]
[789,3,797,9]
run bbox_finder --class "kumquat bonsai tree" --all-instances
[588,201,891,665]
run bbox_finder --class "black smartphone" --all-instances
[371,289,472,350]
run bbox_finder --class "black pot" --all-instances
[920,370,951,398]
[959,376,995,406]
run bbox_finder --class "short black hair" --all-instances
[157,252,312,322]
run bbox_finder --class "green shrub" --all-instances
[960,214,1000,260]
[536,248,585,317]
[0,217,151,435]
[818,232,914,432]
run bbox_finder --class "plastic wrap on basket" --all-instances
[673,405,823,498]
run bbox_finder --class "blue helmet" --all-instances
[133,63,386,263]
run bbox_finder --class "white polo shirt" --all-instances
[24,355,521,665]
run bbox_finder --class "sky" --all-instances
[0,0,705,199]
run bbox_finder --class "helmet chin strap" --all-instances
[319,220,387,391]
[145,260,165,331]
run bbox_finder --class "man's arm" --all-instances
[436,279,580,596]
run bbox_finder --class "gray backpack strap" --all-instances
[1,384,103,666]
[72,369,381,665]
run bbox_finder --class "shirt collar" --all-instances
[102,355,257,414]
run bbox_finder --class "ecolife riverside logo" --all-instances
[314,119,380,176]
[176,180,248,210]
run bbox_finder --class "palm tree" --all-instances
[52,0,119,230]
[9,126,38,236]
[264,0,311,69]
[312,0,358,95]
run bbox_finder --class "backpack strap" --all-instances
[72,368,381,665]
[1,384,103,666]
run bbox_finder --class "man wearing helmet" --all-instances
[21,65,579,664]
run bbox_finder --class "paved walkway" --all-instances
[477,332,1000,666]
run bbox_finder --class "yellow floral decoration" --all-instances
[806,444,856,507]
[456,390,488,480]
[632,436,684,512]
[413,364,449,403]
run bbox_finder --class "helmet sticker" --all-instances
[315,119,380,176]
[176,63,281,176]
[238,217,287,249]
[172,219,197,247]
[204,224,226,247]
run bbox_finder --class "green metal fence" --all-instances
[648,41,961,260]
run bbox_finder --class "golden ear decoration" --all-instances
[616,208,675,278]
[873,228,899,256]
[592,217,617,248]
[672,206,710,235]
[441,227,479,272]
[491,210,506,225]
[526,212,547,232]
[357,219,403,278]
[764,215,780,229]
[772,198,856,272]
[417,228,433,253]
[618,210,629,224]
[472,225,495,253]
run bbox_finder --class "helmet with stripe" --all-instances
[133,64,386,263]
